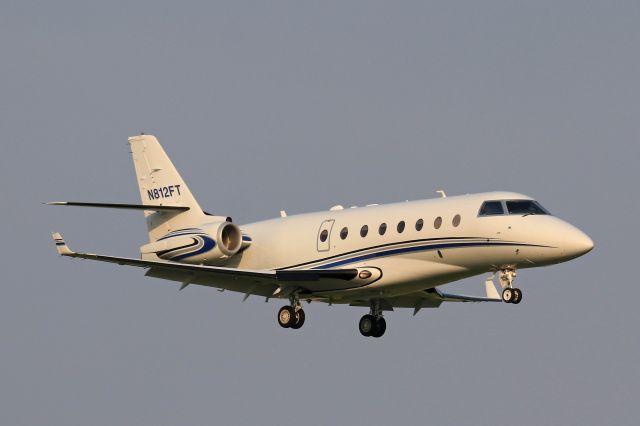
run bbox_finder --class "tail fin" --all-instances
[128,134,206,242]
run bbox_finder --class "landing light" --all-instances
[359,270,372,279]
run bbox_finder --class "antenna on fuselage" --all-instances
[436,190,447,198]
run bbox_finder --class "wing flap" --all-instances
[144,267,278,297]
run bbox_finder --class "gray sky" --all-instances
[1,1,639,425]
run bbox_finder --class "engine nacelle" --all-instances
[140,221,245,265]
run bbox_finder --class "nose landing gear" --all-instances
[499,268,523,304]
[359,301,386,338]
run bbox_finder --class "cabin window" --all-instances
[434,216,442,229]
[397,221,405,233]
[340,227,349,240]
[452,214,461,227]
[479,201,505,216]
[379,223,387,235]
[415,218,424,231]
[360,225,368,238]
[319,229,328,242]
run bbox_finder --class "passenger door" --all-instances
[317,219,335,252]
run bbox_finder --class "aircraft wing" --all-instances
[51,233,360,298]
[349,280,502,314]
[51,233,502,305]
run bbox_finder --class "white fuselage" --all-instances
[223,191,592,302]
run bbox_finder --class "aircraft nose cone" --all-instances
[563,227,594,259]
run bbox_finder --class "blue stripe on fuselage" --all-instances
[310,240,548,269]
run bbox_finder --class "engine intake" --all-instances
[208,221,242,256]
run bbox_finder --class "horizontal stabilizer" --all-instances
[47,201,190,212]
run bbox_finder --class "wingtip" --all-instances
[51,232,74,255]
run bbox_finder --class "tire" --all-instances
[512,288,522,304]
[502,288,514,303]
[359,314,375,337]
[372,317,386,338]
[290,308,306,329]
[278,306,295,328]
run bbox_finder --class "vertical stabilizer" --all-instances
[128,134,206,241]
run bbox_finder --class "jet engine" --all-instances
[140,221,245,265]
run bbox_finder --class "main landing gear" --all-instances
[499,268,523,304]
[277,294,305,330]
[359,301,386,338]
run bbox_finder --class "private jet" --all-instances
[50,134,593,337]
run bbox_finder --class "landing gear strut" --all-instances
[277,294,305,329]
[499,268,523,304]
[359,301,386,338]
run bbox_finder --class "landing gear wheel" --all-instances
[359,314,375,337]
[277,306,296,328]
[290,308,306,329]
[372,317,386,338]
[512,288,522,304]
[502,288,514,303]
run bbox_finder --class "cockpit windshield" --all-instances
[479,200,550,216]
[505,200,549,215]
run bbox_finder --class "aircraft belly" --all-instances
[311,258,476,301]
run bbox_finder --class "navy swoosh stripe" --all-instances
[157,230,205,241]
[156,238,200,257]
[162,227,202,235]
[171,236,216,261]
[312,241,549,269]
[278,236,496,270]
